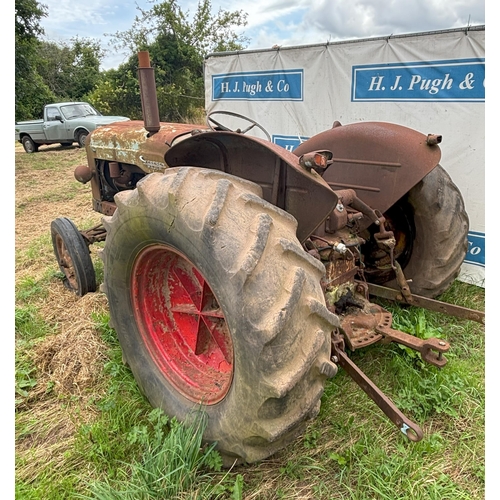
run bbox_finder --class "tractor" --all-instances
[50,52,482,466]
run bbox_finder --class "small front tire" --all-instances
[51,217,97,296]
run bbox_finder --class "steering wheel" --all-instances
[207,111,271,141]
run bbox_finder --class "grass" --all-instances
[14,142,485,499]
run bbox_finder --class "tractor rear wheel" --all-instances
[101,167,339,465]
[362,165,469,298]
[51,217,97,296]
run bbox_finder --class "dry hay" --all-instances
[15,144,114,484]
[22,283,110,404]
[16,399,95,484]
[16,288,111,483]
[32,286,110,400]
[15,146,102,283]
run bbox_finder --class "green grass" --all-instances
[78,407,238,499]
[15,145,485,499]
[15,281,484,500]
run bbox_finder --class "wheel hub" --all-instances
[54,234,78,289]
[131,244,233,404]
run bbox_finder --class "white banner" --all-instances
[205,26,485,287]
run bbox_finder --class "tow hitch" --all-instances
[328,278,454,441]
[331,330,424,441]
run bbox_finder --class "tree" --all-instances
[109,0,248,58]
[91,0,248,122]
[15,0,105,120]
[87,63,144,119]
[36,37,105,101]
[15,0,54,121]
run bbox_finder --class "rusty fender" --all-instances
[294,121,442,215]
[165,131,338,242]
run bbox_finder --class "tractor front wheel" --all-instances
[101,167,339,465]
[51,217,97,296]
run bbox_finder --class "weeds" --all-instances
[78,408,239,500]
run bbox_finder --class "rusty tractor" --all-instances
[50,52,484,466]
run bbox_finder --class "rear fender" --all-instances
[165,131,338,242]
[293,121,442,215]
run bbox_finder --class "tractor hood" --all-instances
[87,120,209,173]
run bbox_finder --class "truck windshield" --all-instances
[60,104,100,120]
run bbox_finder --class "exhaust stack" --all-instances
[137,51,161,134]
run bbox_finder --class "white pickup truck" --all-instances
[15,102,130,153]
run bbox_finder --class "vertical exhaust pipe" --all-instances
[137,51,161,134]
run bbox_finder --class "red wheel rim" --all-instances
[55,234,78,289]
[131,244,233,404]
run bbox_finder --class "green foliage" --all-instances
[16,276,47,303]
[92,311,117,345]
[16,0,248,122]
[108,0,248,61]
[15,349,37,402]
[15,0,54,120]
[90,0,248,122]
[395,366,467,418]
[15,2,105,119]
[303,427,320,449]
[279,457,326,481]
[15,0,46,39]
[390,307,444,363]
[87,66,143,119]
[15,305,51,340]
[392,307,444,339]
[36,38,105,102]
[79,408,233,499]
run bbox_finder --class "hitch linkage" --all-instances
[331,330,424,442]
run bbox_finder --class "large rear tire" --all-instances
[362,165,469,297]
[101,167,339,465]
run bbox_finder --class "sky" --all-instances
[37,0,486,70]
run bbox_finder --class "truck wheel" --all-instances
[101,167,339,465]
[22,136,38,153]
[362,165,469,298]
[77,131,88,148]
[51,217,97,296]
